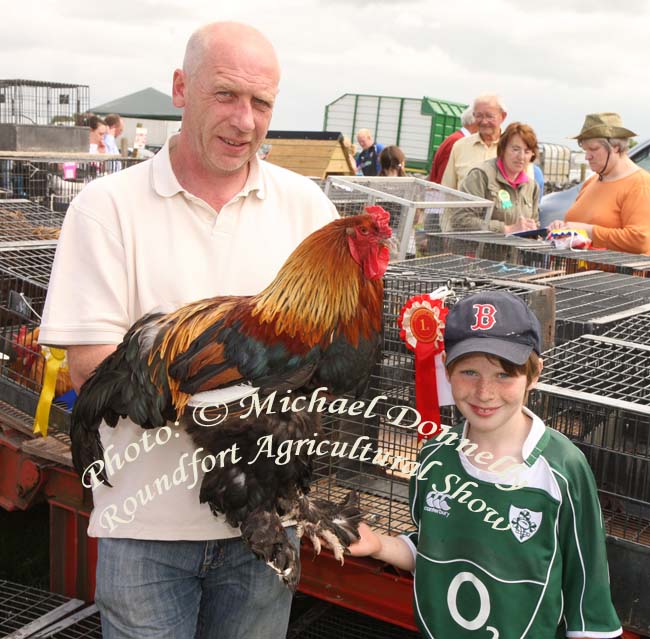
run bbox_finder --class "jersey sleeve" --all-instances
[555,453,622,637]
[39,187,130,346]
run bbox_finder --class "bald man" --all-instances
[39,22,337,639]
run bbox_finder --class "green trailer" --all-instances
[323,93,467,173]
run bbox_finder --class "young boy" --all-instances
[351,291,621,638]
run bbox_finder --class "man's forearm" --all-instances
[67,344,117,392]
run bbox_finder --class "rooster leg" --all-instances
[296,491,362,564]
[239,508,300,591]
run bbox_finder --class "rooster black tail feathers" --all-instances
[69,317,172,486]
[70,415,109,486]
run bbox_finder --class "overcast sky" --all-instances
[2,0,649,148]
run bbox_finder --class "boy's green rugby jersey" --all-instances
[403,408,621,638]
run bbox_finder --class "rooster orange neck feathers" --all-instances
[251,212,390,346]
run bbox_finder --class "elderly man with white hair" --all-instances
[427,106,477,183]
[441,93,507,190]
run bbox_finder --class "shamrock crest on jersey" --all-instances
[509,506,542,543]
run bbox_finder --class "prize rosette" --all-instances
[398,294,448,440]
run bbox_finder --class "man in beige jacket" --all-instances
[441,93,507,190]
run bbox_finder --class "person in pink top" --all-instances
[441,122,540,233]
[548,112,650,254]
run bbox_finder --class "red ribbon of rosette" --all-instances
[398,294,448,440]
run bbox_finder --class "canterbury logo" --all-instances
[425,491,452,517]
[471,304,497,330]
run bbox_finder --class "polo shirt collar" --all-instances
[459,405,548,466]
[152,135,266,201]
[471,131,500,149]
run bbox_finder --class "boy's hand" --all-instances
[347,522,383,557]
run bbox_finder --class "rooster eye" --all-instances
[359,227,369,235]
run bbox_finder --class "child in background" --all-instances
[350,291,621,638]
[378,145,406,177]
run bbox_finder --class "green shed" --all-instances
[323,93,467,173]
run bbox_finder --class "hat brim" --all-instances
[570,125,637,140]
[445,337,533,367]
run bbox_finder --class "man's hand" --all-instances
[67,344,117,392]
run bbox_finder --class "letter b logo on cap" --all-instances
[471,304,497,331]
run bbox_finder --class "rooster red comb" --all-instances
[365,205,392,236]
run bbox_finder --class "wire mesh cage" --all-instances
[0,243,71,431]
[538,270,650,300]
[0,80,90,126]
[287,597,421,639]
[424,231,547,265]
[529,335,650,547]
[602,311,650,346]
[324,177,493,260]
[0,580,100,638]
[554,288,650,344]
[0,200,65,244]
[519,245,650,278]
[0,153,143,210]
[391,253,555,282]
[311,268,555,535]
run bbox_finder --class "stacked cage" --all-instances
[0,80,89,127]
[536,271,650,343]
[519,244,650,277]
[530,335,650,545]
[325,177,493,260]
[0,200,65,242]
[601,310,650,345]
[311,266,554,535]
[393,253,554,282]
[0,153,142,210]
[0,243,71,432]
[425,231,547,264]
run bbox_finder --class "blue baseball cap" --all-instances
[444,291,542,366]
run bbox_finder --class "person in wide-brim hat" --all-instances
[571,112,637,142]
[547,111,650,255]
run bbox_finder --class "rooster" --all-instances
[4,326,73,396]
[71,206,392,587]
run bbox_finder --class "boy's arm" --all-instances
[348,523,415,572]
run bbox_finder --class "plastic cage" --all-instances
[0,153,142,211]
[530,335,650,546]
[0,243,71,432]
[310,268,554,535]
[324,176,493,261]
[0,80,90,126]
[0,199,65,244]
[425,231,547,265]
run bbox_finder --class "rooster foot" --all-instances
[240,508,300,591]
[296,490,362,564]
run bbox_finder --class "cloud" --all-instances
[502,0,648,12]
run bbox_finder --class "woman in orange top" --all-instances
[548,112,650,254]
